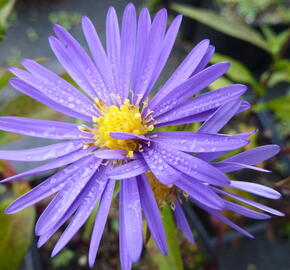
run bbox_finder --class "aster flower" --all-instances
[0,3,283,269]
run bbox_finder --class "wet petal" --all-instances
[5,155,96,214]
[229,181,281,199]
[35,156,101,235]
[51,167,108,256]
[151,131,248,152]
[174,200,194,243]
[121,177,143,262]
[213,187,284,216]
[0,116,84,140]
[89,179,115,267]
[9,78,92,122]
[137,174,167,254]
[148,39,210,110]
[0,139,84,161]
[108,159,149,179]
[192,45,215,75]
[213,161,271,173]
[1,147,93,183]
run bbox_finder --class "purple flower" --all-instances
[0,3,282,269]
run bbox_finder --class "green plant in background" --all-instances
[0,0,16,40]
[172,3,290,137]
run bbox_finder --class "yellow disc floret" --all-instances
[91,98,153,156]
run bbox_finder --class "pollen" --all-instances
[146,172,177,207]
[91,98,153,155]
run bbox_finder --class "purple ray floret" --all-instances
[1,3,282,269]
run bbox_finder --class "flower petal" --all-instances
[154,85,246,125]
[192,197,254,238]
[151,62,230,118]
[176,176,225,210]
[147,15,182,93]
[148,39,210,111]
[108,159,149,179]
[89,179,115,268]
[53,25,109,101]
[133,9,167,104]
[137,174,167,254]
[110,132,149,141]
[119,3,137,100]
[0,116,84,140]
[174,200,194,243]
[192,45,215,75]
[94,149,129,159]
[51,166,108,256]
[121,177,143,262]
[0,139,84,161]
[1,147,93,183]
[106,7,121,98]
[224,201,271,220]
[5,155,95,214]
[151,131,248,153]
[229,181,281,199]
[35,156,101,235]
[20,59,98,116]
[81,16,116,100]
[9,78,92,122]
[213,187,284,216]
[142,145,183,185]
[213,161,271,173]
[154,144,229,185]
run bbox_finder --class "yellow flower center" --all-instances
[83,98,154,157]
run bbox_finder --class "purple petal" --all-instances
[151,62,230,118]
[151,131,248,153]
[223,145,280,165]
[212,187,284,216]
[174,200,194,243]
[94,149,128,159]
[82,16,116,100]
[224,200,271,220]
[119,183,133,270]
[192,197,254,238]
[176,176,225,210]
[148,39,210,111]
[119,3,137,100]
[0,116,84,140]
[154,85,246,125]
[0,139,84,161]
[198,99,243,134]
[108,159,149,179]
[192,45,215,75]
[147,15,182,93]
[133,9,167,104]
[213,161,271,173]
[110,132,149,141]
[20,59,98,116]
[35,156,101,235]
[52,25,108,101]
[121,177,143,262]
[154,144,229,185]
[5,155,95,214]
[1,147,93,183]
[106,7,121,98]
[51,167,108,256]
[141,145,183,185]
[137,174,167,254]
[229,181,281,199]
[9,78,92,122]
[130,8,151,97]
[89,179,115,268]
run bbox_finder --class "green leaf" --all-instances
[171,4,269,52]
[0,182,36,270]
[147,204,183,270]
[0,0,16,38]
[266,95,290,120]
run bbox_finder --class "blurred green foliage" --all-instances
[0,181,36,270]
[0,0,16,40]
